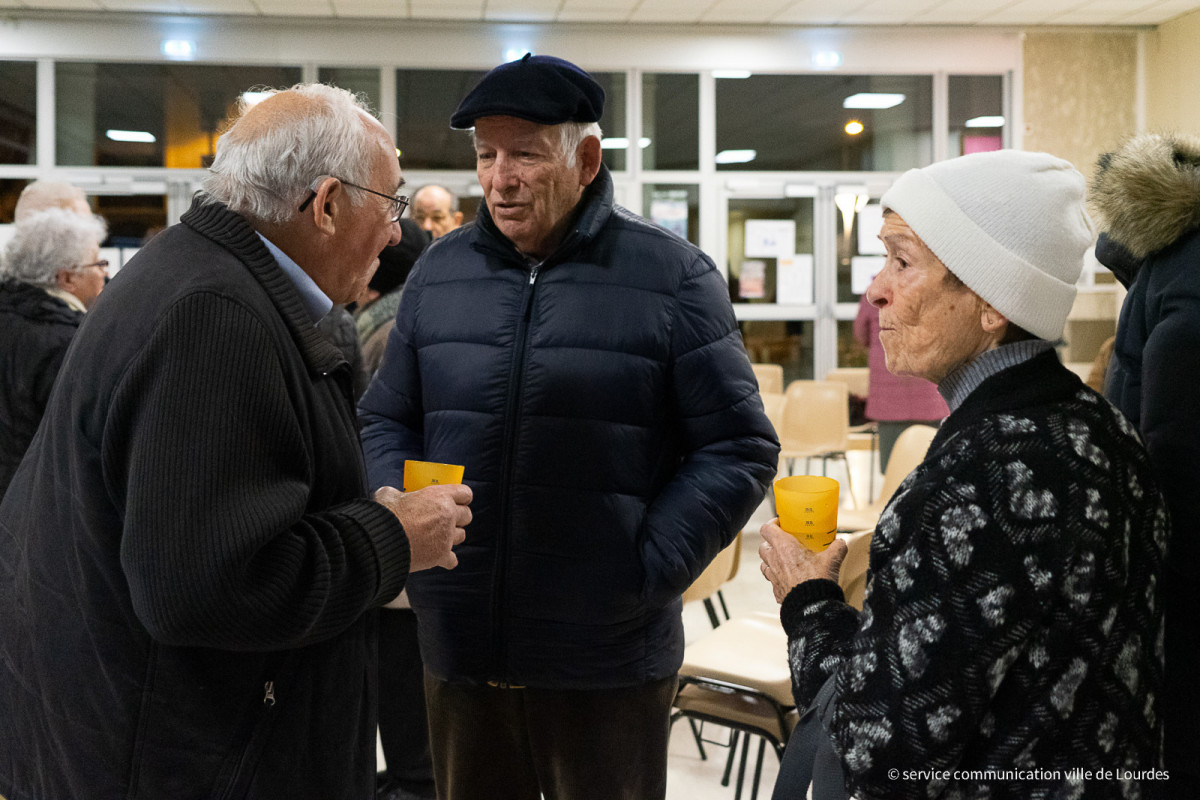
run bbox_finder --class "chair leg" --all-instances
[717,589,731,621]
[686,717,707,760]
[750,737,766,800]
[721,730,739,786]
[702,598,721,628]
[840,454,857,509]
[733,732,751,800]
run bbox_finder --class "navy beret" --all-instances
[450,53,605,129]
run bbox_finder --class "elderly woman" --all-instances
[761,150,1168,800]
[0,206,107,494]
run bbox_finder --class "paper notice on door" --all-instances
[777,254,813,304]
[745,219,796,259]
[851,256,886,295]
[739,259,767,299]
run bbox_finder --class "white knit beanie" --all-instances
[880,149,1095,342]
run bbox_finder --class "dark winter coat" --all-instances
[0,198,410,800]
[783,352,1167,799]
[0,279,82,496]
[358,165,779,690]
[1092,131,1200,781]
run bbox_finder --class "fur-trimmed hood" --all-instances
[1090,132,1200,260]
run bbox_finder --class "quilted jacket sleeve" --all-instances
[638,254,780,608]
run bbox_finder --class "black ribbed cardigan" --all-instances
[0,197,409,800]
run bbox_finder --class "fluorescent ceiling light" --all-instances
[600,137,651,149]
[161,39,195,60]
[713,70,752,79]
[965,115,1006,128]
[843,93,906,109]
[241,91,272,106]
[504,48,531,62]
[715,149,756,165]
[812,51,842,69]
[106,130,156,143]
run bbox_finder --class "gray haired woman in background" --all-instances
[0,206,108,494]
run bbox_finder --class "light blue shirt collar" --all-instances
[256,232,332,325]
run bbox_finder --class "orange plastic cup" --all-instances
[774,475,839,552]
[403,460,465,492]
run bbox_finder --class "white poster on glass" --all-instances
[745,219,796,259]
[777,254,814,304]
[851,256,886,295]
[739,259,767,299]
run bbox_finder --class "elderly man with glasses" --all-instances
[0,83,471,800]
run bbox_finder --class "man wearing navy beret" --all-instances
[359,54,780,799]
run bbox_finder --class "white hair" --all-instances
[467,120,602,169]
[558,121,602,168]
[14,181,91,222]
[201,83,384,225]
[2,208,107,286]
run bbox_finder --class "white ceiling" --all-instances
[6,0,1200,25]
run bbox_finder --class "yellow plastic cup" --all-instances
[774,475,839,552]
[403,460,465,492]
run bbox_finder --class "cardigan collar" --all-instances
[180,196,346,377]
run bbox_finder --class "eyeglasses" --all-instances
[298,175,409,223]
[77,260,109,271]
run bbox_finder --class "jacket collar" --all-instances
[0,279,84,325]
[471,164,615,267]
[932,349,1082,451]
[180,196,346,376]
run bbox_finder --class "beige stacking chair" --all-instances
[778,380,856,507]
[671,612,797,800]
[750,363,784,394]
[681,531,742,628]
[836,424,936,533]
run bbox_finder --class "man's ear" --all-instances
[54,269,74,293]
[578,135,602,187]
[980,301,1009,333]
[304,177,340,236]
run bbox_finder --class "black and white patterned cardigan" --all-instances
[780,351,1168,800]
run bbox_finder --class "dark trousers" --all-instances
[424,673,678,800]
[378,609,435,797]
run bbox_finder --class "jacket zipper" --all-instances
[217,681,279,800]
[490,262,541,681]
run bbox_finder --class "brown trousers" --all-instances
[424,673,677,800]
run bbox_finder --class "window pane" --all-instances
[838,319,868,368]
[727,197,814,304]
[0,62,37,165]
[319,67,382,116]
[395,69,486,170]
[949,75,1004,156]
[741,320,813,383]
[642,73,698,170]
[95,195,168,247]
[0,179,31,223]
[835,194,886,304]
[643,184,698,246]
[593,72,627,172]
[55,63,302,168]
[716,74,932,171]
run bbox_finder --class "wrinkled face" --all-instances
[325,126,404,305]
[411,186,462,239]
[866,213,993,384]
[474,116,587,260]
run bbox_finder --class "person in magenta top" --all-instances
[854,291,948,470]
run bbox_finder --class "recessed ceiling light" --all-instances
[812,51,842,70]
[844,93,906,109]
[845,120,864,136]
[241,91,272,106]
[715,149,756,164]
[504,48,531,62]
[161,39,195,60]
[106,129,156,143]
[965,115,1005,128]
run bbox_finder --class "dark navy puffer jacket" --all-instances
[359,166,779,690]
